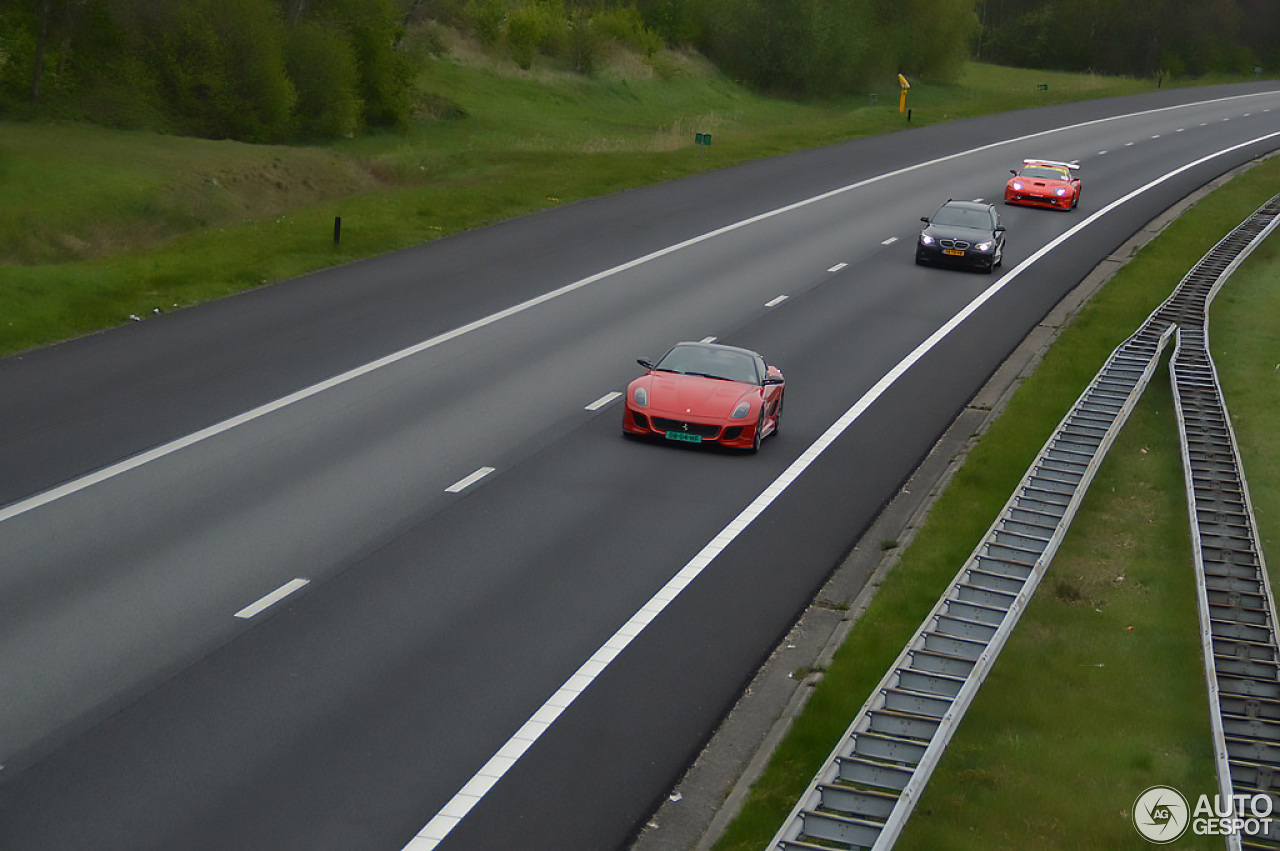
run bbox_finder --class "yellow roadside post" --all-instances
[898,73,910,113]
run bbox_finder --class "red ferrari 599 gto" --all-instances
[1004,159,1081,210]
[622,341,784,452]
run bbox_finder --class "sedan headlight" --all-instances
[730,400,752,419]
[633,386,648,406]
[975,240,994,252]
[919,232,935,246]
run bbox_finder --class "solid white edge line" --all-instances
[234,578,310,620]
[403,127,1280,851]
[585,391,621,411]
[445,467,496,493]
[2,89,1274,527]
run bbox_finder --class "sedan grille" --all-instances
[938,238,971,250]
[652,418,721,438]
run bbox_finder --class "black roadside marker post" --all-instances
[333,216,341,245]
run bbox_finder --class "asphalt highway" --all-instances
[1,83,1279,851]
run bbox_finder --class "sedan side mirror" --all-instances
[995,225,1006,232]
[920,216,930,223]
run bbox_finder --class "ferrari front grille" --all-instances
[651,418,721,438]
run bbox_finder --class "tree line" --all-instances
[1,0,413,141]
[975,0,1278,78]
[1,0,1274,144]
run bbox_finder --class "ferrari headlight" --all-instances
[1055,187,1068,196]
[730,400,752,419]
[1011,181,1024,191]
[919,233,935,246]
[633,386,648,406]
[975,241,994,252]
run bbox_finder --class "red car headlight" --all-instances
[730,400,752,419]
[633,386,648,406]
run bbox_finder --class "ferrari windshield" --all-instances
[930,205,993,229]
[655,344,762,384]
[1020,166,1069,180]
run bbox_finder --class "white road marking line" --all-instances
[235,578,310,620]
[881,236,899,246]
[1098,150,1108,155]
[1125,141,1136,146]
[829,261,849,271]
[765,295,789,307]
[699,336,718,343]
[403,125,1280,851]
[1151,134,1161,139]
[585,392,621,411]
[4,90,1276,528]
[445,467,495,493]
[971,197,984,202]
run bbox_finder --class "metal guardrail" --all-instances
[768,192,1280,851]
[1169,195,1280,851]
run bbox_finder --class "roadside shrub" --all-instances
[594,5,663,57]
[286,20,362,138]
[506,2,557,69]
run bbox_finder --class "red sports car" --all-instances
[1004,159,1081,210]
[622,341,784,452]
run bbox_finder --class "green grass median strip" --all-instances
[713,155,1280,851]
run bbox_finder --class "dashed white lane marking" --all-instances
[1098,150,1108,155]
[700,336,718,343]
[1125,141,1136,146]
[881,236,899,246]
[445,467,495,493]
[585,392,621,411]
[3,90,1274,528]
[235,578,310,620]
[1152,134,1161,139]
[829,261,850,271]
[765,295,789,307]
[403,124,1280,851]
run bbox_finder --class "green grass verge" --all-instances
[0,42,1232,356]
[712,156,1280,850]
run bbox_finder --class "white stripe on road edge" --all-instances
[765,295,789,307]
[3,91,1272,527]
[402,128,1280,850]
[234,578,310,620]
[445,467,495,493]
[585,391,622,411]
[828,261,849,271]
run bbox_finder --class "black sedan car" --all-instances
[915,199,1006,273]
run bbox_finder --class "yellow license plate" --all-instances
[943,249,965,256]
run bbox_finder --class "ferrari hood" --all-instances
[643,374,756,417]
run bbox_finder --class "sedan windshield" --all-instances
[931,206,993,229]
[656,345,761,384]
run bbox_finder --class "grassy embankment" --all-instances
[712,155,1280,851]
[0,41,1163,356]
